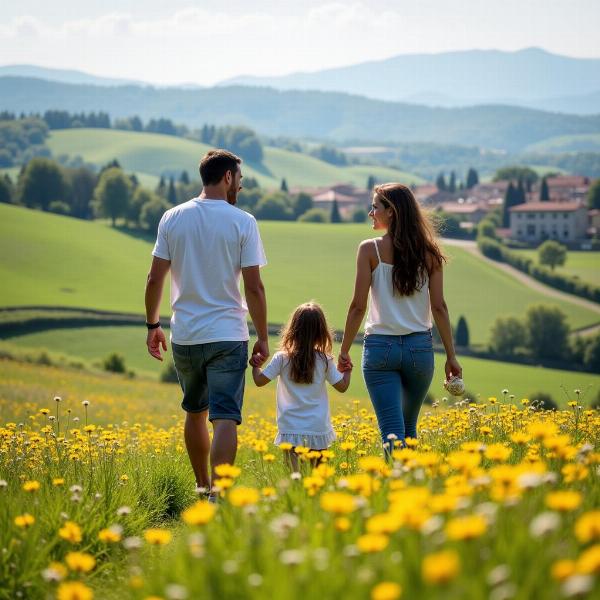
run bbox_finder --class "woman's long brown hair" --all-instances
[280,302,333,384]
[374,183,446,296]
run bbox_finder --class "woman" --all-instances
[338,183,461,451]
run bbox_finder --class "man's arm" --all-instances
[145,256,171,361]
[242,265,269,364]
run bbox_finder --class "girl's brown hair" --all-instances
[374,183,446,296]
[279,302,333,384]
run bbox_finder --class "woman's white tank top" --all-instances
[364,239,432,336]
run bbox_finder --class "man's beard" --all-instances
[226,182,238,205]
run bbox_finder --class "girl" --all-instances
[251,302,351,468]
[338,183,462,452]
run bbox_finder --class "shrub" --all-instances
[477,237,503,260]
[529,392,558,411]
[103,353,126,373]
[48,200,71,215]
[584,333,600,372]
[161,362,180,383]
[299,208,328,223]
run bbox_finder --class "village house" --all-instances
[288,183,371,218]
[439,201,489,224]
[509,202,588,243]
[544,175,591,203]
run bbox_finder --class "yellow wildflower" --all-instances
[52,478,65,486]
[144,528,172,545]
[214,464,241,478]
[577,544,600,574]
[422,550,461,584]
[446,515,487,541]
[334,517,351,532]
[228,486,260,507]
[371,582,402,600]
[14,513,35,528]
[357,533,389,553]
[98,527,122,543]
[182,501,217,525]
[22,480,40,492]
[546,490,582,512]
[65,551,96,573]
[575,511,600,544]
[59,521,82,544]
[57,581,94,600]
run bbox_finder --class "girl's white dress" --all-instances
[262,351,343,449]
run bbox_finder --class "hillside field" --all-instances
[3,327,598,405]
[46,129,425,189]
[1,204,598,346]
[512,249,600,287]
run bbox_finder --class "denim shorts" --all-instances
[172,341,248,424]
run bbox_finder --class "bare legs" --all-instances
[184,413,237,490]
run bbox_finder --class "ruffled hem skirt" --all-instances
[274,431,336,450]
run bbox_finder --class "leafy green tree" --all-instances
[584,333,600,372]
[493,166,538,188]
[0,175,14,204]
[93,167,132,226]
[254,193,294,221]
[330,199,342,223]
[540,177,550,201]
[538,240,567,271]
[437,211,462,237]
[489,316,526,357]
[436,172,447,191]
[243,177,259,190]
[19,157,68,211]
[352,208,368,223]
[292,192,313,219]
[66,167,96,219]
[477,218,497,240]
[299,208,328,223]
[128,188,156,227]
[141,196,171,232]
[588,179,600,209]
[237,188,262,213]
[466,168,479,189]
[455,316,469,347]
[525,305,569,360]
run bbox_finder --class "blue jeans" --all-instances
[362,331,434,450]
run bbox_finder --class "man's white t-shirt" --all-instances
[152,198,267,345]
[262,351,343,438]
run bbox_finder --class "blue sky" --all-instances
[2,1,599,85]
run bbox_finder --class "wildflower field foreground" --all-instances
[1,359,600,600]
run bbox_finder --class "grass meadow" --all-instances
[1,359,599,599]
[46,129,425,189]
[1,204,598,346]
[3,328,599,406]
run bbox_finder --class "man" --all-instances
[144,149,268,497]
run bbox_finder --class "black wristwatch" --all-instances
[146,321,161,330]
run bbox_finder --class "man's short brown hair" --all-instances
[199,149,242,185]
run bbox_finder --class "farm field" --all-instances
[1,358,599,599]
[45,129,425,189]
[2,204,598,345]
[524,133,600,154]
[4,328,599,405]
[511,249,600,287]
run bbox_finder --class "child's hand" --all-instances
[249,353,266,367]
[337,352,353,373]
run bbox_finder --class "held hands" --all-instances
[250,339,270,368]
[337,351,353,373]
[146,327,167,361]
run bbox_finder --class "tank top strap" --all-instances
[373,238,382,264]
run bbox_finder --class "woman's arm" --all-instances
[338,242,373,370]
[428,263,462,380]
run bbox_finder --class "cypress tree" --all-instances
[280,178,288,193]
[167,177,177,204]
[502,182,516,227]
[466,168,479,189]
[436,172,447,191]
[515,178,526,206]
[367,175,376,191]
[455,316,470,348]
[330,199,342,223]
[540,177,550,201]
[449,171,456,193]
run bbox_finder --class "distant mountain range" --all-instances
[1,76,600,153]
[220,48,600,115]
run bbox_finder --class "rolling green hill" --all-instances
[45,129,425,189]
[524,133,600,154]
[1,204,598,345]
